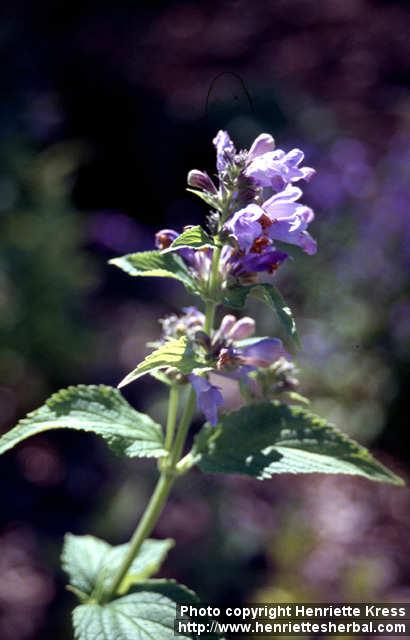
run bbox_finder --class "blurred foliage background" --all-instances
[0,1,409,638]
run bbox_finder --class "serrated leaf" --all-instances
[164,225,214,252]
[118,336,207,388]
[131,581,223,640]
[223,283,300,346]
[73,591,192,640]
[194,402,403,485]
[0,385,166,459]
[109,250,197,293]
[62,534,174,598]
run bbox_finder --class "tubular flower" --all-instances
[158,131,316,292]
[155,308,293,425]
[245,146,316,191]
[224,184,317,256]
[212,129,315,191]
[189,374,224,426]
[213,130,236,173]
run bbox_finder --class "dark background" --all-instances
[0,1,410,638]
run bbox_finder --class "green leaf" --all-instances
[109,250,197,293]
[164,225,214,252]
[62,534,175,599]
[187,187,219,209]
[194,402,403,485]
[73,591,192,640]
[223,283,300,347]
[65,536,224,640]
[0,385,166,459]
[118,336,207,388]
[251,284,300,347]
[130,579,199,606]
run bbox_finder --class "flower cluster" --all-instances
[156,307,298,425]
[151,130,315,424]
[155,130,316,289]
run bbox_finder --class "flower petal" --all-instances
[189,374,224,426]
[248,133,275,159]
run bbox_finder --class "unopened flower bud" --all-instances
[218,314,237,337]
[227,317,255,341]
[187,170,217,194]
[155,228,179,250]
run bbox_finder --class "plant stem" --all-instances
[169,387,197,467]
[105,472,174,600]
[105,252,220,602]
[164,385,179,451]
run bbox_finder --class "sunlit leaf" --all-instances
[0,385,166,459]
[194,402,403,485]
[118,337,207,388]
[164,225,214,252]
[109,250,197,293]
[62,534,174,598]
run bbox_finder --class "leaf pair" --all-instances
[63,534,199,640]
[110,231,300,347]
[0,385,402,485]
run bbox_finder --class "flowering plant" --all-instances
[0,131,402,639]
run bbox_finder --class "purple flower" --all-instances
[187,170,217,193]
[263,185,317,255]
[189,374,224,426]
[224,204,264,251]
[248,133,276,160]
[233,249,288,275]
[225,185,316,256]
[226,317,256,341]
[237,338,289,368]
[213,130,235,173]
[245,147,315,191]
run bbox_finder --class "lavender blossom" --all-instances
[237,338,289,367]
[224,184,317,256]
[187,170,217,193]
[245,147,316,191]
[224,204,264,251]
[232,249,288,275]
[213,130,235,173]
[247,133,276,159]
[263,185,317,255]
[189,374,224,426]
